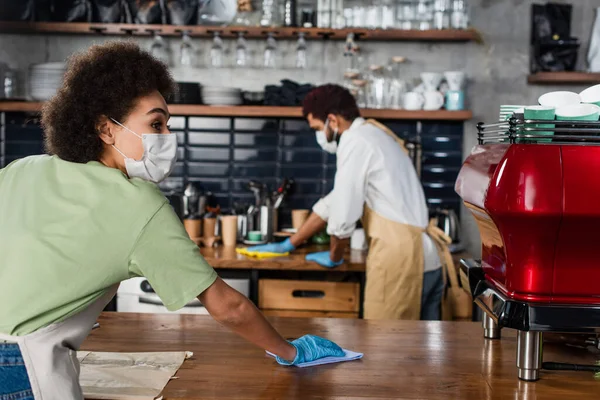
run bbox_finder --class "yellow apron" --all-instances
[360,119,455,320]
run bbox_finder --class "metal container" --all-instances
[259,205,277,242]
[237,214,249,241]
[182,182,208,219]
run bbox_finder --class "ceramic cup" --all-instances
[420,72,444,91]
[423,91,444,110]
[445,90,465,110]
[443,71,466,91]
[579,84,600,106]
[247,231,262,241]
[538,91,581,108]
[404,92,425,110]
[524,106,556,143]
[555,103,600,121]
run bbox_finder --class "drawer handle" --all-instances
[292,290,325,298]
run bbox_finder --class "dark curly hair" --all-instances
[42,41,175,163]
[302,84,361,122]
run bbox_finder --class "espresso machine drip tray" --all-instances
[460,259,600,381]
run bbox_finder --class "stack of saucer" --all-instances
[29,63,66,101]
[202,86,242,106]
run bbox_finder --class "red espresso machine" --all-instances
[456,117,600,381]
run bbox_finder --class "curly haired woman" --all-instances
[0,41,344,400]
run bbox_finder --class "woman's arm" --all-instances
[198,277,297,361]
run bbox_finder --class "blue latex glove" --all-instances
[276,335,345,366]
[246,238,296,254]
[305,251,344,268]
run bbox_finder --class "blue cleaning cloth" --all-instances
[267,349,363,368]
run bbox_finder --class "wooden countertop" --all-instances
[82,313,599,399]
[201,244,471,273]
[200,245,367,272]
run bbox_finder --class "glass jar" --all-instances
[317,0,332,27]
[386,57,409,109]
[365,0,382,29]
[351,79,368,108]
[367,64,387,109]
[396,0,417,30]
[380,0,396,29]
[451,0,468,29]
[416,0,433,30]
[433,0,450,29]
[260,0,282,26]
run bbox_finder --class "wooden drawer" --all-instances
[259,279,360,313]
[262,310,359,319]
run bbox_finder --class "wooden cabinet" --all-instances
[259,279,360,319]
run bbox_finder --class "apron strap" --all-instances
[364,119,409,155]
[424,218,460,290]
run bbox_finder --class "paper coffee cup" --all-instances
[221,215,238,247]
[292,209,310,230]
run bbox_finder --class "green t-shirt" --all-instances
[0,155,217,336]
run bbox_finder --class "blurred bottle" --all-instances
[284,0,297,26]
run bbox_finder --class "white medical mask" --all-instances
[315,119,339,154]
[110,118,178,184]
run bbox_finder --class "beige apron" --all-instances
[0,285,118,400]
[360,119,454,320]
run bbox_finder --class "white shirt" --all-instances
[313,118,441,272]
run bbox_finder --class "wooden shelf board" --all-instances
[528,72,600,85]
[0,102,473,120]
[0,21,481,42]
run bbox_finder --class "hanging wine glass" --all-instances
[263,32,277,69]
[235,32,249,67]
[179,31,195,67]
[295,32,307,69]
[150,31,171,66]
[210,31,224,68]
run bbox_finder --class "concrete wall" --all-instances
[1,0,599,255]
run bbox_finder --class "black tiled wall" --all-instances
[1,112,464,223]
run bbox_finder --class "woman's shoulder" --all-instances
[128,178,167,202]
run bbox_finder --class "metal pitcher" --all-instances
[259,205,277,242]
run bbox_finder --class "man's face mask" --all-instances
[315,119,339,154]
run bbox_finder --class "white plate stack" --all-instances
[202,86,242,106]
[29,63,66,101]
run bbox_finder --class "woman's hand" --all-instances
[275,335,345,365]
